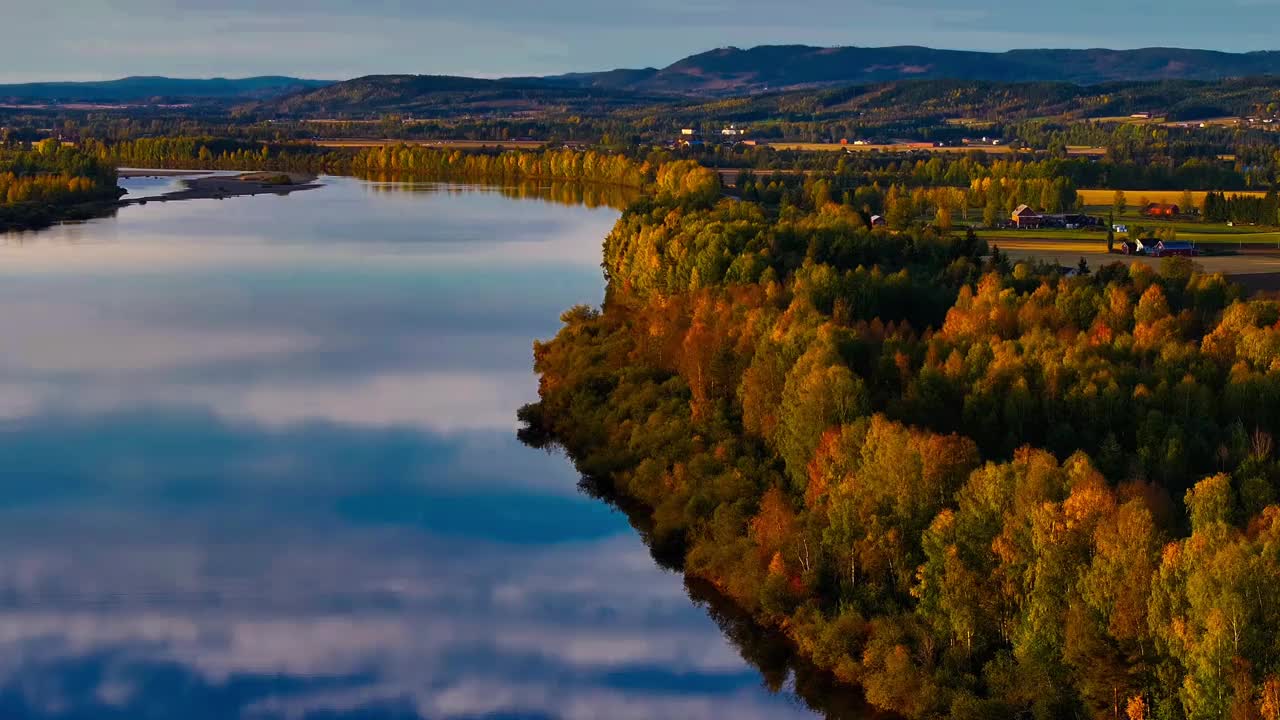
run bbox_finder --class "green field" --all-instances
[979,229,1103,242]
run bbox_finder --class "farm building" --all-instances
[870,214,887,227]
[1042,213,1102,229]
[1011,204,1043,228]
[1143,203,1180,218]
[1152,240,1197,257]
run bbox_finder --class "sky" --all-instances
[2,0,1280,83]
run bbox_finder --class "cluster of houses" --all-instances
[1009,205,1102,230]
[1009,204,1196,256]
[676,126,755,148]
[1119,238,1198,257]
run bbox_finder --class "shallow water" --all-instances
[0,175,827,719]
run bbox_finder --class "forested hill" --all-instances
[247,73,1280,124]
[245,74,677,117]
[0,76,331,103]
[241,44,1280,121]
[543,45,1280,94]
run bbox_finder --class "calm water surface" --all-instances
[0,176,828,719]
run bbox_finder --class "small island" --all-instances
[122,170,320,204]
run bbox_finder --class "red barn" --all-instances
[1011,204,1043,228]
[1144,203,1180,218]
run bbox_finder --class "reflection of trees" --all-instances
[2,203,121,239]
[552,473,891,720]
[358,174,639,211]
[687,578,894,720]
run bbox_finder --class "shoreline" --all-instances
[5,171,323,233]
[121,171,321,204]
[117,168,216,179]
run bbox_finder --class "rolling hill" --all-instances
[0,76,332,104]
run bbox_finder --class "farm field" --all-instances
[980,229,1103,243]
[1088,115,1167,124]
[1096,217,1273,236]
[1077,188,1268,205]
[989,238,1107,254]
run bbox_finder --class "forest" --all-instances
[520,158,1280,720]
[0,139,122,230]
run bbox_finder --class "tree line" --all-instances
[1201,191,1280,226]
[89,136,659,189]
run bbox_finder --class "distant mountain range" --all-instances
[261,45,1280,117]
[535,45,1280,94]
[0,76,331,103]
[8,45,1280,111]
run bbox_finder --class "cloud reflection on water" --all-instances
[0,177,820,719]
[0,517,812,719]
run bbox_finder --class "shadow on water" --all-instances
[0,202,122,237]
[529,466,890,720]
[686,579,895,720]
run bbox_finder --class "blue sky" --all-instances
[3,0,1279,82]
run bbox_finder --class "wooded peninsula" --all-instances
[518,158,1280,720]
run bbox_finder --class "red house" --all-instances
[1144,203,1180,218]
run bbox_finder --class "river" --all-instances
[0,174,842,719]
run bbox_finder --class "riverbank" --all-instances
[3,171,321,233]
[0,199,123,233]
[117,168,215,179]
